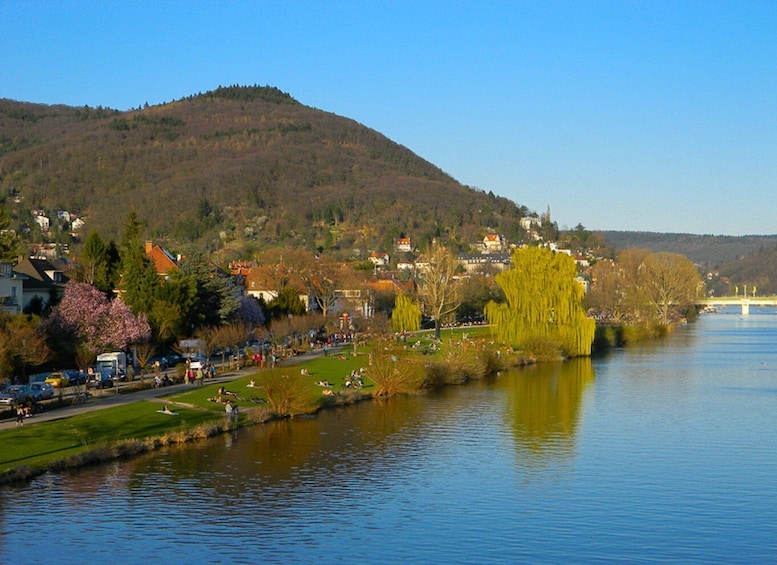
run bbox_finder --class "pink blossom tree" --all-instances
[51,281,151,354]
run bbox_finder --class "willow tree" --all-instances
[391,294,421,333]
[485,247,595,357]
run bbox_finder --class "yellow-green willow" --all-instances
[484,247,595,357]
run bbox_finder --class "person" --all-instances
[232,404,239,423]
[15,404,24,426]
[196,366,203,386]
[162,405,176,415]
[224,400,234,422]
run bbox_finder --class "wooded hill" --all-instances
[601,231,777,268]
[0,85,534,261]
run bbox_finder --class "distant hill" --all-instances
[601,231,777,267]
[0,85,534,260]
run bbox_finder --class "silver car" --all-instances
[29,382,55,401]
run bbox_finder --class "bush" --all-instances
[368,352,424,396]
[520,336,565,362]
[260,370,318,417]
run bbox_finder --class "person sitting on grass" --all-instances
[160,405,178,415]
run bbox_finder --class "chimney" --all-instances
[145,241,153,254]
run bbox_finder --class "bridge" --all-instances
[696,296,777,315]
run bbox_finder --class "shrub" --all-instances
[368,352,424,396]
[520,336,565,362]
[260,370,318,416]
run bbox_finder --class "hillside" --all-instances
[0,86,533,260]
[601,231,777,267]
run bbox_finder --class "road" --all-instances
[0,344,340,431]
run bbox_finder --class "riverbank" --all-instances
[0,330,528,485]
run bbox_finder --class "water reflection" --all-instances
[503,358,594,470]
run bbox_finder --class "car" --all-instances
[86,373,114,389]
[29,382,55,401]
[45,372,71,388]
[64,369,86,386]
[0,391,18,406]
[2,385,32,405]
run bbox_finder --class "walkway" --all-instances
[0,344,339,431]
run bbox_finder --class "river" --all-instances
[2,310,777,564]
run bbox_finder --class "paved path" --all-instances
[0,344,340,431]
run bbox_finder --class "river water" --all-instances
[2,311,777,564]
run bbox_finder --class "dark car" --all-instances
[64,369,87,386]
[86,373,114,389]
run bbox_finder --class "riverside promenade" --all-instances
[0,345,337,432]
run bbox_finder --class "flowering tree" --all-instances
[51,281,151,354]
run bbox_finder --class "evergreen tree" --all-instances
[0,205,20,262]
[119,211,159,314]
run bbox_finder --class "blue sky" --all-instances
[2,1,776,235]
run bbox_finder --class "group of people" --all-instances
[344,369,364,389]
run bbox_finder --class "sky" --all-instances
[1,1,776,236]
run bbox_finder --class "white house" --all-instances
[0,262,23,315]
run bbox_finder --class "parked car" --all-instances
[86,373,114,389]
[29,382,55,401]
[64,369,87,386]
[3,385,32,404]
[45,372,71,388]
[0,390,18,406]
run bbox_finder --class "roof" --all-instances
[145,241,179,276]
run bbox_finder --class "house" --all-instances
[520,216,542,231]
[394,238,412,253]
[71,218,86,232]
[368,252,389,268]
[243,267,312,311]
[145,241,179,279]
[12,257,69,312]
[482,234,506,252]
[0,262,23,315]
[33,214,50,232]
[456,252,512,274]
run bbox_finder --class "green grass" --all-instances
[0,402,216,472]
[0,336,496,479]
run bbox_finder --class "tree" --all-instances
[457,276,504,322]
[119,211,159,315]
[49,281,151,355]
[304,260,341,318]
[180,248,239,328]
[391,294,421,332]
[585,259,630,322]
[78,230,120,293]
[416,241,461,339]
[485,247,595,358]
[266,286,307,319]
[638,252,701,325]
[0,313,50,381]
[0,205,20,262]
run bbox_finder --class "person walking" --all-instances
[15,404,24,426]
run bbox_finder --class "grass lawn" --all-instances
[0,402,217,472]
[0,332,489,479]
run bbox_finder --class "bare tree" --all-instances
[417,241,462,339]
